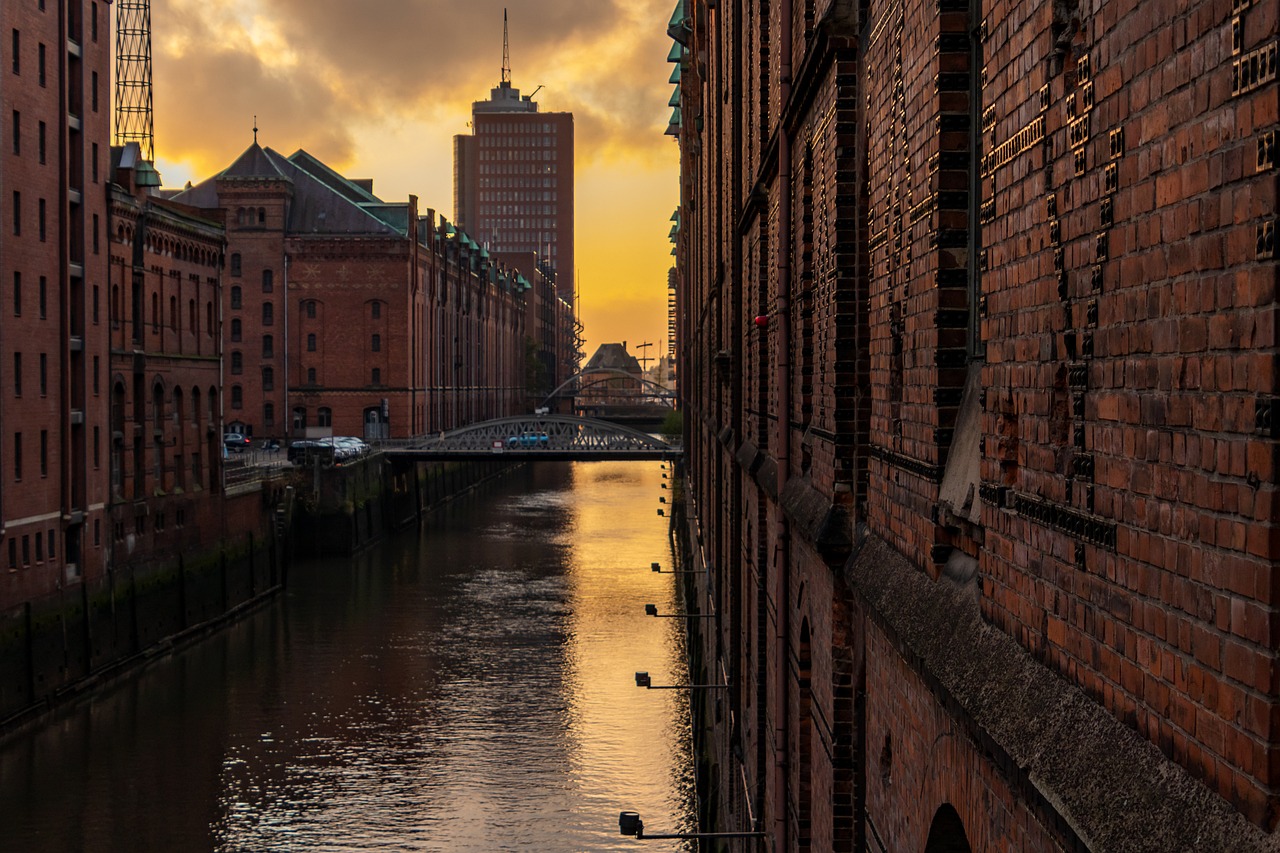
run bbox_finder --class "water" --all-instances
[0,462,695,851]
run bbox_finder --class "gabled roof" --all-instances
[584,343,643,374]
[169,143,407,238]
[220,142,290,181]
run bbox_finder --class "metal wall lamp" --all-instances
[650,562,705,574]
[618,811,763,841]
[645,604,713,618]
[634,671,728,689]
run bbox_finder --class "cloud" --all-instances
[152,0,677,174]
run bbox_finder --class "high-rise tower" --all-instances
[454,11,575,305]
[113,0,154,160]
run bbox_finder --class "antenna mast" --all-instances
[115,0,155,161]
[501,8,511,84]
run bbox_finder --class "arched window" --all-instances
[262,269,273,292]
[188,298,196,333]
[230,252,242,276]
[292,407,306,431]
[262,335,274,359]
[262,366,274,391]
[371,367,381,385]
[206,302,213,336]
[924,805,973,853]
[169,295,177,329]
[307,333,316,352]
[230,351,242,374]
[305,300,316,319]
[306,367,316,384]
[317,407,332,427]
[262,302,273,326]
[230,286,241,309]
[230,319,241,342]
[258,207,265,224]
[371,334,381,352]
[230,385,243,409]
[151,292,159,329]
[371,301,381,319]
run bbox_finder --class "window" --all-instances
[12,191,20,235]
[262,335,273,359]
[371,301,381,319]
[91,71,98,112]
[13,432,21,479]
[35,532,42,563]
[262,366,274,391]
[230,285,241,309]
[38,353,46,395]
[38,43,45,86]
[94,426,100,468]
[13,353,21,396]
[262,269,273,292]
[292,407,306,431]
[91,142,98,182]
[231,386,242,409]
[38,277,45,318]
[11,272,18,315]
[11,30,18,74]
[371,334,381,352]
[305,300,316,319]
[22,536,29,566]
[230,253,242,276]
[306,367,316,384]
[306,333,316,352]
[262,302,273,326]
[258,208,265,224]
[11,111,18,154]
[230,319,242,341]
[39,430,46,476]
[93,286,100,324]
[372,367,381,385]
[92,213,99,253]
[318,407,332,427]
[230,351,242,374]
[92,2,98,41]
[264,403,275,427]
[93,356,99,394]
[38,198,45,241]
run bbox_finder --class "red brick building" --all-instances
[106,142,234,567]
[673,0,1280,849]
[171,144,538,439]
[0,0,112,605]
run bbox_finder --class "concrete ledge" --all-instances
[846,533,1279,853]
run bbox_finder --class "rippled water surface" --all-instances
[0,462,695,851]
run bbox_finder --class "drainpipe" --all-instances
[773,0,794,850]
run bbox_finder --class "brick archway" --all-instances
[923,804,972,853]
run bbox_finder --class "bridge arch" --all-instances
[540,368,675,410]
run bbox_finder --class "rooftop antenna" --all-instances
[114,0,155,161]
[501,8,511,84]
[253,115,258,144]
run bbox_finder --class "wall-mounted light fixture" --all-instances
[651,563,706,574]
[618,811,763,841]
[635,671,728,690]
[645,604,714,618]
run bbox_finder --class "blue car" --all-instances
[507,431,550,448]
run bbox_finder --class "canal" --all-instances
[0,461,696,851]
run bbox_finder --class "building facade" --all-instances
[454,77,575,306]
[173,143,551,440]
[0,0,113,603]
[673,0,1280,850]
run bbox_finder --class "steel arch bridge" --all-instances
[540,369,676,409]
[381,415,681,461]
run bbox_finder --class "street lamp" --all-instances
[618,811,763,841]
[634,671,728,690]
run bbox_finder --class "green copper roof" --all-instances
[669,107,681,126]
[668,0,685,29]
[668,87,681,107]
[669,65,681,83]
[667,42,683,62]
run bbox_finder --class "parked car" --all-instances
[287,440,334,464]
[507,431,550,448]
[224,432,251,452]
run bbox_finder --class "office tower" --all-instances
[454,17,574,305]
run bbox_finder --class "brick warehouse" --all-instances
[670,0,1278,851]
[171,142,569,440]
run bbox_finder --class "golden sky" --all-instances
[149,0,680,365]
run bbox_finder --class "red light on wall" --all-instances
[754,315,769,328]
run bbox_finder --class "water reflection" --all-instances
[0,462,694,851]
